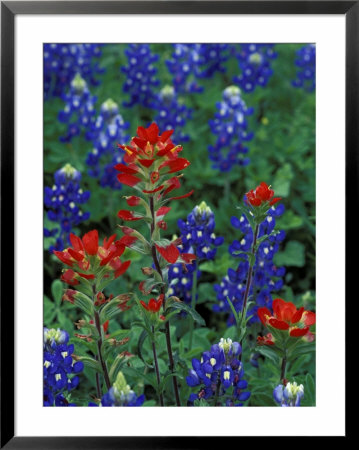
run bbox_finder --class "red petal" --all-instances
[102,234,116,250]
[117,173,142,187]
[119,236,138,247]
[69,233,84,251]
[257,307,272,325]
[159,157,190,174]
[268,318,290,330]
[114,260,131,278]
[67,248,84,262]
[291,307,304,324]
[169,190,194,201]
[160,129,174,143]
[142,185,164,194]
[103,320,109,333]
[132,137,147,150]
[114,163,139,174]
[78,272,95,280]
[137,126,148,140]
[140,300,149,311]
[290,327,309,337]
[53,251,73,267]
[82,230,99,255]
[155,243,180,264]
[138,158,155,168]
[156,206,171,217]
[269,197,281,206]
[303,311,316,326]
[117,210,142,221]
[146,123,160,143]
[181,253,196,264]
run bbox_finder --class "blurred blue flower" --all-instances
[213,203,286,326]
[208,85,254,172]
[292,44,316,92]
[89,372,145,407]
[273,381,304,406]
[86,98,129,189]
[152,85,191,144]
[166,44,203,94]
[233,44,277,93]
[186,338,251,406]
[121,44,159,108]
[58,73,97,143]
[44,43,104,99]
[43,328,83,406]
[166,44,231,94]
[44,163,90,253]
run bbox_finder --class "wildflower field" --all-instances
[43,43,316,407]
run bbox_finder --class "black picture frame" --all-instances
[0,1,351,447]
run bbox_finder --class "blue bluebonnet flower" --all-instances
[292,44,316,92]
[43,328,84,406]
[152,85,191,144]
[44,163,90,253]
[273,381,304,407]
[233,44,277,93]
[86,98,129,189]
[58,73,97,143]
[166,44,203,94]
[89,372,145,407]
[197,44,231,78]
[168,202,223,305]
[121,44,159,108]
[213,203,286,326]
[186,338,251,406]
[208,85,254,172]
[178,201,224,260]
[44,44,104,99]
[167,260,200,306]
[166,44,231,93]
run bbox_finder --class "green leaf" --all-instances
[51,280,63,306]
[78,356,102,373]
[256,345,281,364]
[305,373,315,404]
[274,240,305,267]
[166,302,205,326]
[137,329,154,369]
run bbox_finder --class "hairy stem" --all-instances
[239,224,259,359]
[92,284,111,391]
[151,326,165,406]
[280,356,287,382]
[149,196,181,406]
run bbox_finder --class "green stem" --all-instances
[92,284,111,391]
[239,224,259,360]
[151,326,164,406]
[188,259,198,350]
[280,355,287,382]
[149,196,181,406]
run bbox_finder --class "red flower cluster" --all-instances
[246,182,281,207]
[257,298,315,340]
[140,294,164,313]
[54,230,131,285]
[115,123,193,198]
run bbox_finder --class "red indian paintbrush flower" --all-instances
[115,123,192,200]
[246,182,281,207]
[54,230,131,284]
[140,294,164,313]
[258,298,316,339]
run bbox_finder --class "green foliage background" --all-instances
[44,44,315,406]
